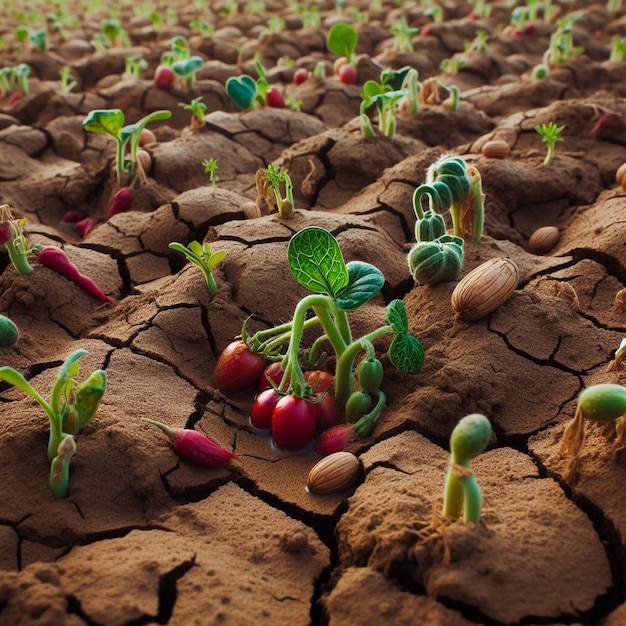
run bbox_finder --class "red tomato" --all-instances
[251,389,281,430]
[258,362,288,393]
[337,63,357,84]
[213,340,267,395]
[154,65,175,89]
[271,395,317,451]
[265,86,286,108]
[313,392,342,432]
[293,68,309,85]
[304,370,335,393]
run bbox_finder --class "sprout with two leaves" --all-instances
[0,349,106,498]
[168,240,227,295]
[407,154,485,285]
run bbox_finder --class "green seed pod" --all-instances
[62,403,80,436]
[0,314,19,347]
[429,155,467,180]
[434,173,471,203]
[345,391,374,424]
[407,235,464,285]
[450,413,491,464]
[578,383,626,423]
[75,369,106,427]
[415,210,446,242]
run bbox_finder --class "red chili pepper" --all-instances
[107,187,134,219]
[36,246,114,304]
[142,418,239,467]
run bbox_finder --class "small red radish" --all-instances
[154,65,175,89]
[523,22,536,35]
[74,216,97,238]
[337,64,357,85]
[143,418,239,467]
[293,68,309,85]
[313,424,356,456]
[250,388,281,430]
[107,187,134,219]
[265,86,286,108]
[36,246,114,304]
[62,210,87,224]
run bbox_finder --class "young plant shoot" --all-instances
[255,164,295,218]
[0,204,34,276]
[535,121,564,166]
[217,227,425,452]
[559,383,626,479]
[0,349,106,497]
[168,240,227,295]
[408,154,485,285]
[203,158,219,191]
[442,413,491,523]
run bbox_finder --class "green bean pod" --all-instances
[407,235,464,285]
[578,383,626,423]
[75,370,106,427]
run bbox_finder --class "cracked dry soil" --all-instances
[2,1,626,624]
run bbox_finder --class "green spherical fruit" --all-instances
[0,314,18,347]
[407,235,464,285]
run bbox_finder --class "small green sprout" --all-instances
[59,66,77,93]
[301,5,321,28]
[101,18,130,47]
[424,5,444,23]
[172,56,204,89]
[0,204,34,276]
[442,413,491,523]
[82,108,172,186]
[327,22,358,66]
[389,16,419,53]
[610,35,626,62]
[534,121,564,166]
[0,349,106,498]
[124,56,148,79]
[168,240,227,294]
[559,383,626,479]
[190,19,215,36]
[28,28,48,52]
[260,15,285,38]
[180,96,207,129]
[202,158,219,191]
[255,164,295,218]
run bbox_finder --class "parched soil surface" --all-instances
[1,1,626,625]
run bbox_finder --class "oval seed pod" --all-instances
[75,370,106,427]
[415,210,447,242]
[481,139,510,159]
[307,451,361,495]
[450,413,492,463]
[527,226,560,255]
[408,235,464,286]
[451,257,519,320]
[578,384,626,423]
[0,314,19,347]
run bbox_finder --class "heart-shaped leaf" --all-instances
[385,299,409,334]
[389,332,425,374]
[226,75,258,110]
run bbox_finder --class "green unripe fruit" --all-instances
[407,235,464,285]
[578,384,626,423]
[415,210,446,242]
[0,314,19,347]
[450,413,491,463]
[356,357,384,393]
[345,391,374,424]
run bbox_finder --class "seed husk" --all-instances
[451,257,519,320]
[527,226,560,255]
[307,451,361,495]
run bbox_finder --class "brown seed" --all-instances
[481,139,510,159]
[139,128,156,146]
[527,225,560,255]
[307,451,361,495]
[136,149,152,174]
[451,257,519,321]
[616,163,626,190]
[242,200,261,219]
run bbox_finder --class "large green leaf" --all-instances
[385,299,409,334]
[335,261,384,311]
[389,332,425,374]
[287,227,349,298]
[82,109,124,137]
[327,23,358,58]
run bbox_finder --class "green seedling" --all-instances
[260,15,285,38]
[168,240,227,294]
[0,204,34,276]
[255,163,294,218]
[202,157,219,191]
[124,56,148,79]
[442,413,491,523]
[327,22,358,66]
[0,349,106,498]
[559,383,626,479]
[190,19,214,36]
[28,28,48,52]
[610,36,626,62]
[300,5,321,28]
[424,5,444,23]
[59,66,77,93]
[408,155,484,284]
[389,16,419,53]
[101,18,130,47]
[225,59,278,110]
[180,96,207,129]
[359,66,418,139]
[82,108,172,186]
[0,64,31,100]
[534,121,564,166]
[243,227,425,443]
[172,56,203,89]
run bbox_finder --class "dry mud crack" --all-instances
[2,1,626,625]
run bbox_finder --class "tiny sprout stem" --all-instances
[204,270,218,294]
[252,316,321,354]
[544,141,555,166]
[114,136,125,186]
[312,305,347,357]
[6,220,33,275]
